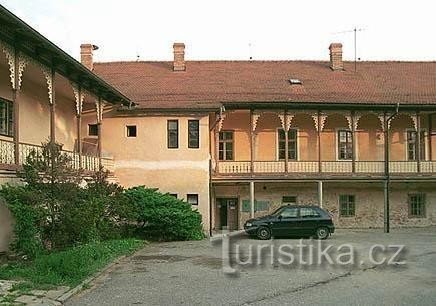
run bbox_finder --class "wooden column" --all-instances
[97,97,103,168]
[317,110,322,173]
[13,47,20,164]
[416,111,421,173]
[284,110,289,173]
[49,67,56,144]
[429,113,433,161]
[215,115,220,173]
[250,109,254,175]
[351,111,356,173]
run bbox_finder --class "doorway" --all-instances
[216,198,239,231]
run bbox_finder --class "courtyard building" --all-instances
[1,4,436,250]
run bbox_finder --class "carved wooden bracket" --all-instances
[252,112,261,132]
[71,82,85,115]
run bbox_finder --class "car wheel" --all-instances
[257,226,272,240]
[315,227,329,240]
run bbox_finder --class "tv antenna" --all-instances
[248,42,253,60]
[332,27,364,71]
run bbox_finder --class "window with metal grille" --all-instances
[407,130,425,161]
[339,194,355,217]
[408,193,425,217]
[338,130,353,160]
[188,120,199,148]
[0,99,13,137]
[167,120,178,148]
[219,131,234,160]
[187,194,198,205]
[278,129,297,160]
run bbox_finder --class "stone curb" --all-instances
[56,255,127,304]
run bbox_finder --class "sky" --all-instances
[2,0,436,63]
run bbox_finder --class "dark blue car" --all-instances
[244,205,335,240]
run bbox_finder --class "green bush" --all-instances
[125,186,204,241]
[0,187,43,258]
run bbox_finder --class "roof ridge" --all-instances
[95,59,436,65]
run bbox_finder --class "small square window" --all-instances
[187,194,198,205]
[126,125,137,137]
[88,124,98,136]
[282,196,297,205]
[169,193,178,198]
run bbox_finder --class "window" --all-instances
[187,194,198,205]
[282,196,297,205]
[338,130,353,160]
[408,194,426,217]
[219,131,234,160]
[407,130,426,161]
[0,99,13,137]
[169,193,178,198]
[167,120,179,148]
[188,120,199,148]
[88,124,98,136]
[339,195,355,217]
[300,207,321,218]
[126,125,137,137]
[278,129,297,160]
[280,207,299,218]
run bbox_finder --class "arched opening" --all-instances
[356,113,384,161]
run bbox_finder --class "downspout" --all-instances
[209,105,225,237]
[384,103,399,234]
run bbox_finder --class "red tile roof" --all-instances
[93,60,436,109]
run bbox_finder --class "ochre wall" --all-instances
[213,110,434,162]
[91,114,211,232]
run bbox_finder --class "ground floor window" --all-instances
[339,194,355,217]
[0,98,13,137]
[187,194,199,205]
[408,193,426,217]
[282,196,297,205]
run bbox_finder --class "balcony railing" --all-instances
[0,138,113,173]
[216,160,436,175]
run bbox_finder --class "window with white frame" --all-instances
[278,129,297,160]
[406,130,426,161]
[337,130,353,160]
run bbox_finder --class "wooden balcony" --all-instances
[0,138,114,173]
[215,160,436,177]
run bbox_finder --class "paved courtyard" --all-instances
[68,228,436,306]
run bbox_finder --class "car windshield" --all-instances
[271,207,285,216]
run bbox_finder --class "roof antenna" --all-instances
[331,27,364,71]
[249,42,253,60]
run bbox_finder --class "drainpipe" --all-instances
[384,103,399,234]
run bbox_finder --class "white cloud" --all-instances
[2,0,436,62]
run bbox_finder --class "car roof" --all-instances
[282,205,322,209]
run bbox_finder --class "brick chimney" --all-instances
[173,43,186,71]
[329,43,343,71]
[80,44,99,70]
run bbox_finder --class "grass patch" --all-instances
[0,239,144,290]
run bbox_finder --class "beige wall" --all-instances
[0,62,78,151]
[213,182,436,230]
[93,114,212,232]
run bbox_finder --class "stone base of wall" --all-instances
[212,181,436,230]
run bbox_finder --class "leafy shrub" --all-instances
[124,186,204,241]
[0,187,43,258]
